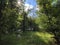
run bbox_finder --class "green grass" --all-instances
[16,31,55,45]
[2,31,56,45]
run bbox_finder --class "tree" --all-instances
[37,0,60,45]
[0,0,22,44]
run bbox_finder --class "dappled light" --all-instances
[0,0,60,45]
[35,32,54,44]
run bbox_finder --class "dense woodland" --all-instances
[0,0,60,45]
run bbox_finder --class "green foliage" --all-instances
[35,14,48,30]
[37,0,60,45]
[0,0,60,45]
[0,0,23,45]
[14,31,55,45]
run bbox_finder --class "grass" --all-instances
[16,31,55,45]
[2,31,56,45]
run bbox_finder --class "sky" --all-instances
[25,0,37,7]
[25,0,38,17]
[18,0,38,17]
[25,0,38,12]
[18,0,38,12]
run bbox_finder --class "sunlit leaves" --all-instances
[35,14,48,29]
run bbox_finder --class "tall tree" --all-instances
[0,0,22,44]
[37,0,60,45]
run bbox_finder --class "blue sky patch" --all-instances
[25,0,37,7]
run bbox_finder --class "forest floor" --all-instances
[16,31,56,45]
[2,31,56,45]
